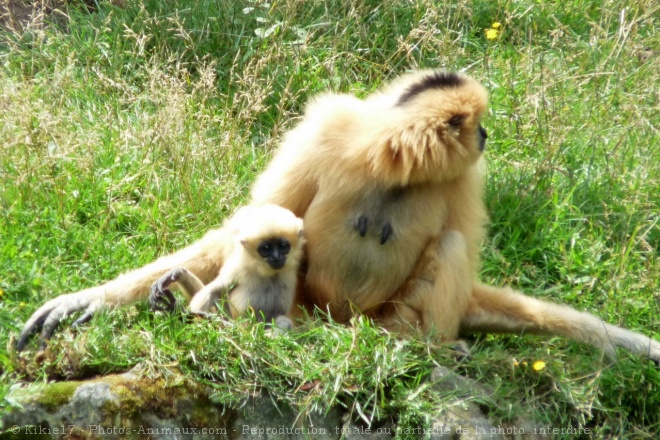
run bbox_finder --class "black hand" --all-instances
[380,222,393,245]
[356,215,368,237]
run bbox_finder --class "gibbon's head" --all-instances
[366,70,489,185]
[230,205,305,274]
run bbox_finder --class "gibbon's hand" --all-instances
[355,215,394,245]
[149,268,186,313]
[16,288,105,351]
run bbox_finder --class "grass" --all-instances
[0,0,658,437]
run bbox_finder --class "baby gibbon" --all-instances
[149,204,304,329]
[17,70,660,364]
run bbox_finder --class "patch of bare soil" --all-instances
[1,0,123,31]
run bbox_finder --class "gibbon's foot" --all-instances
[450,340,472,361]
[266,315,293,337]
[355,215,394,245]
[16,289,105,351]
[149,268,186,313]
[275,315,293,330]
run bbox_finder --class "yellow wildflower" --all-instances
[532,361,546,371]
[492,22,502,29]
[0,287,4,298]
[485,28,499,41]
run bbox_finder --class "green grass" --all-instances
[1,0,658,437]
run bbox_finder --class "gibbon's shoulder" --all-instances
[272,70,489,185]
[289,92,370,148]
[274,92,370,167]
[303,92,365,122]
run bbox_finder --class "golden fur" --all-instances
[17,70,660,362]
[181,204,303,320]
[250,71,487,336]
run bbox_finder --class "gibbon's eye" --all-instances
[257,241,272,257]
[447,115,465,128]
[278,239,291,255]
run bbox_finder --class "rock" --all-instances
[430,366,494,400]
[1,367,548,439]
[428,367,549,440]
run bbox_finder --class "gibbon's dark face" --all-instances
[478,125,488,152]
[257,238,291,270]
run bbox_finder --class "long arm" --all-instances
[17,228,231,351]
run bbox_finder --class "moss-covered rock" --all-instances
[1,367,548,439]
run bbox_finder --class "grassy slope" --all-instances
[1,0,658,437]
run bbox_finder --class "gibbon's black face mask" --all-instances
[258,238,291,270]
[478,125,487,152]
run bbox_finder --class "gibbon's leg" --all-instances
[462,283,660,363]
[17,228,229,351]
[377,230,472,340]
[149,267,206,313]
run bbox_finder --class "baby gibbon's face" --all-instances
[256,238,292,270]
[232,204,305,273]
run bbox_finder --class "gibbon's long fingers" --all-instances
[169,268,206,302]
[149,286,178,313]
[149,269,185,312]
[16,303,57,351]
[19,227,229,349]
[16,290,103,351]
[71,301,103,327]
[463,283,660,363]
[38,293,104,349]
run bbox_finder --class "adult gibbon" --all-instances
[149,204,304,330]
[17,70,660,362]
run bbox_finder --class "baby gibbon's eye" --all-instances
[278,239,291,255]
[257,242,272,257]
